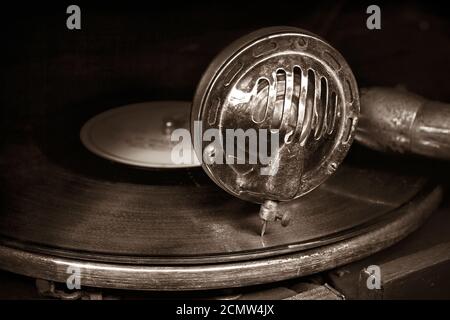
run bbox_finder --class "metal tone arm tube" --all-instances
[356,87,450,160]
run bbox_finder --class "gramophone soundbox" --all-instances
[0,101,442,291]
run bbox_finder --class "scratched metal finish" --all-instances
[192,27,359,203]
[357,87,450,160]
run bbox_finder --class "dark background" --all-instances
[1,1,449,128]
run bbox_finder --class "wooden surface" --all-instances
[329,200,450,299]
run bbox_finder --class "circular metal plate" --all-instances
[0,129,441,289]
[192,27,359,203]
[80,101,200,168]
[0,182,441,291]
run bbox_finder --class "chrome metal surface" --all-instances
[192,27,359,204]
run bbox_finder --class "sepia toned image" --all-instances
[0,0,449,306]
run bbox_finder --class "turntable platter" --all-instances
[0,101,442,290]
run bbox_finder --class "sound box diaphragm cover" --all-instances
[192,27,359,204]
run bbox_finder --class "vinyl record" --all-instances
[0,101,442,290]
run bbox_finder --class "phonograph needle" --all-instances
[261,221,267,237]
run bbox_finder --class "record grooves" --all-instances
[0,183,442,290]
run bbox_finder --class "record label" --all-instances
[80,101,200,168]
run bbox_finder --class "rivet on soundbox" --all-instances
[163,118,175,136]
[204,144,216,163]
[329,162,338,173]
